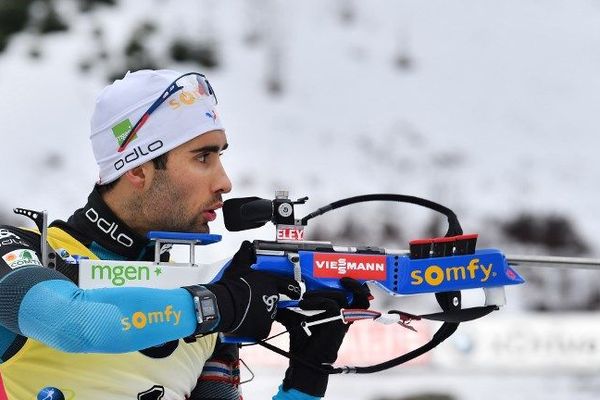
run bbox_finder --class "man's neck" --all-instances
[101,186,149,238]
[58,186,153,260]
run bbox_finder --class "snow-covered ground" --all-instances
[1,1,600,399]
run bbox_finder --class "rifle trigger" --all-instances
[399,321,418,333]
[385,310,421,332]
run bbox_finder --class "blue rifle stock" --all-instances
[251,241,524,308]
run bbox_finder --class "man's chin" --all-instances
[196,223,210,233]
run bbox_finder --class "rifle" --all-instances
[214,192,523,373]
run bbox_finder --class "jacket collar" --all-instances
[55,186,153,260]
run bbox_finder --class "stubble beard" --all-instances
[137,171,219,233]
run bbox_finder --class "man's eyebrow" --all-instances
[190,143,229,153]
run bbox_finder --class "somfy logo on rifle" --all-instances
[410,258,495,287]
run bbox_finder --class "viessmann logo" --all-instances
[313,253,387,280]
[410,258,495,286]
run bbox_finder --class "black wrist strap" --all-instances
[182,285,221,336]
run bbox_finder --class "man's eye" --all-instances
[197,154,208,163]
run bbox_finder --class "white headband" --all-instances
[90,69,224,184]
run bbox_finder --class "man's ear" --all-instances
[122,162,154,190]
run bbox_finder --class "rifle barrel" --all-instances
[507,255,600,270]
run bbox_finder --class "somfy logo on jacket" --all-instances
[121,305,182,331]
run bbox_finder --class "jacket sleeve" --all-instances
[0,226,198,353]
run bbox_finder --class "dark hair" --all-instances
[97,152,169,194]
[152,151,169,170]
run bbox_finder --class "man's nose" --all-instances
[213,162,232,194]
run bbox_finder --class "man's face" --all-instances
[140,130,231,233]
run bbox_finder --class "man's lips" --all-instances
[202,210,217,222]
[202,202,223,222]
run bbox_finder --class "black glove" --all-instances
[277,277,371,397]
[186,241,301,340]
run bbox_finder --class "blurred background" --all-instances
[1,0,600,399]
